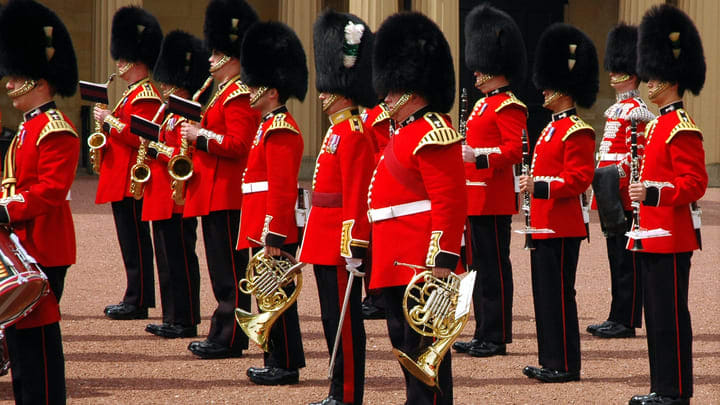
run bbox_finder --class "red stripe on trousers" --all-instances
[336,266,355,403]
[225,212,238,345]
[494,217,507,342]
[673,254,683,395]
[560,239,568,372]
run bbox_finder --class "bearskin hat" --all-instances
[464,4,526,85]
[637,4,705,95]
[154,30,212,104]
[0,0,78,97]
[204,0,258,59]
[604,23,638,75]
[313,9,376,107]
[241,21,308,102]
[533,23,598,108]
[373,12,455,113]
[111,6,163,69]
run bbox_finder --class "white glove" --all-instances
[462,144,476,163]
[345,257,365,278]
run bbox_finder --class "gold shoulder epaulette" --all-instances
[413,112,463,154]
[37,110,78,145]
[372,105,391,126]
[667,109,702,143]
[223,82,250,105]
[131,83,161,104]
[495,93,528,114]
[349,117,363,133]
[266,113,299,135]
[562,115,594,141]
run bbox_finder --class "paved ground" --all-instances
[1,175,718,404]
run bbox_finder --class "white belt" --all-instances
[367,200,431,223]
[242,181,269,194]
[597,153,626,162]
[466,180,487,187]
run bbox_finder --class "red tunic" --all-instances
[368,112,467,289]
[592,93,653,210]
[299,110,375,265]
[237,109,303,249]
[0,104,79,328]
[141,113,185,221]
[183,76,261,217]
[361,103,391,163]
[627,107,707,253]
[95,78,162,204]
[464,91,525,215]
[530,113,595,239]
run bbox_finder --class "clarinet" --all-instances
[458,88,468,139]
[521,129,534,250]
[629,118,643,251]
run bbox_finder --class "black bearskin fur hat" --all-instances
[604,23,638,75]
[373,12,455,113]
[111,6,163,69]
[0,0,78,97]
[241,21,308,102]
[464,4,526,85]
[314,9,376,107]
[153,31,213,105]
[533,23,598,108]
[637,4,705,95]
[204,0,258,59]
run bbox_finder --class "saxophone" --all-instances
[129,103,166,199]
[168,76,214,205]
[87,74,116,174]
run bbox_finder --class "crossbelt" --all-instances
[241,181,269,194]
[367,200,431,223]
[596,153,626,162]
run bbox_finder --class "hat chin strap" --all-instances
[475,73,495,88]
[321,94,338,112]
[249,86,268,106]
[7,79,37,98]
[209,55,230,73]
[542,90,564,108]
[118,62,135,76]
[388,92,412,117]
[162,86,178,99]
[610,74,631,85]
[648,81,670,100]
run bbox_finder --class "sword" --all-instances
[328,264,364,380]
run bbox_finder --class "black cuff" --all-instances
[433,251,459,270]
[643,186,660,207]
[533,181,550,199]
[475,154,489,169]
[196,136,208,152]
[350,245,368,260]
[265,232,286,248]
[0,207,9,224]
[137,132,158,142]
[102,122,110,133]
[146,147,158,159]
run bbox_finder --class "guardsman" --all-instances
[94,6,163,320]
[180,0,260,359]
[140,31,211,339]
[369,12,466,404]
[0,0,80,401]
[452,4,526,358]
[300,10,376,405]
[628,5,708,405]
[238,21,307,385]
[519,23,597,383]
[587,23,654,339]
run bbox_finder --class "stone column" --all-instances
[280,0,322,179]
[348,0,397,31]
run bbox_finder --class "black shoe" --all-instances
[593,321,636,338]
[362,300,385,320]
[629,393,689,405]
[309,397,350,405]
[468,341,507,357]
[452,338,480,353]
[587,320,613,334]
[247,367,299,385]
[188,340,243,359]
[523,365,579,383]
[146,323,197,339]
[104,302,124,315]
[105,303,148,320]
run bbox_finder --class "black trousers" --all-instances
[250,245,305,370]
[201,210,249,350]
[314,265,366,404]
[530,237,582,373]
[467,215,513,343]
[383,286,453,405]
[6,265,68,405]
[604,211,642,327]
[152,214,201,326]
[111,197,155,308]
[639,252,693,399]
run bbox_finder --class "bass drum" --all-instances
[0,228,48,328]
